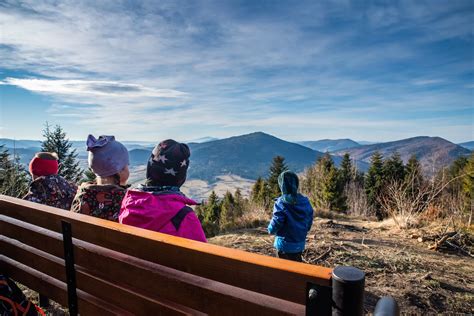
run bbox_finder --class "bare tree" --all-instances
[379,170,464,229]
[344,180,371,217]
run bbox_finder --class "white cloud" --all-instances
[2,78,186,98]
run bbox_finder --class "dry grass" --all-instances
[210,217,474,314]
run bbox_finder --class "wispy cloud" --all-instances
[0,0,472,142]
[2,78,186,98]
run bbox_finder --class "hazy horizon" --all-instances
[1,1,473,143]
[0,130,471,146]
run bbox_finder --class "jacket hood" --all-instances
[278,171,299,204]
[120,189,197,230]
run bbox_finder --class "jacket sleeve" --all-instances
[306,203,314,232]
[267,201,286,234]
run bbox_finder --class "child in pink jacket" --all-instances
[119,139,206,242]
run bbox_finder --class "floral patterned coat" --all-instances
[23,174,77,210]
[71,182,127,222]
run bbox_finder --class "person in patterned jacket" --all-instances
[23,152,77,210]
[71,135,130,222]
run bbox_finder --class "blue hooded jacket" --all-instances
[268,171,314,253]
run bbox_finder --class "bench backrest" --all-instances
[0,195,333,315]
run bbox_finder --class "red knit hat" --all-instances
[29,153,59,177]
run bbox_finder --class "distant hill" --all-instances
[0,139,42,148]
[333,136,471,176]
[458,141,474,150]
[299,139,360,152]
[187,132,330,181]
[129,148,153,166]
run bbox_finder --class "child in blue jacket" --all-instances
[268,171,313,262]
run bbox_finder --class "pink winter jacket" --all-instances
[119,190,207,242]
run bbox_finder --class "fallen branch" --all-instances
[428,232,457,250]
[315,247,332,261]
[445,241,474,258]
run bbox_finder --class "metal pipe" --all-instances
[374,296,400,316]
[332,266,365,316]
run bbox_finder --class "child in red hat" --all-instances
[23,152,77,210]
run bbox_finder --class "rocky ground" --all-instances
[210,217,474,314]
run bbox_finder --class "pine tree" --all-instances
[305,154,346,212]
[82,168,97,183]
[462,153,474,226]
[447,156,469,194]
[365,152,384,219]
[404,154,423,196]
[204,191,221,224]
[41,123,82,182]
[199,191,222,237]
[267,156,288,200]
[0,145,29,198]
[220,191,235,229]
[383,152,405,184]
[251,177,264,205]
[233,188,245,218]
[340,153,353,187]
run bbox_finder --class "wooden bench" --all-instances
[0,195,366,315]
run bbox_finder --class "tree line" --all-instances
[1,124,472,233]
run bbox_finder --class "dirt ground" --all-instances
[210,217,474,314]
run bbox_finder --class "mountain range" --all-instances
[1,134,471,182]
[332,136,471,175]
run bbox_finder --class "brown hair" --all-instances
[35,152,59,160]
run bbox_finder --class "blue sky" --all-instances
[0,0,472,143]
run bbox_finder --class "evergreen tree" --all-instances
[383,152,405,184]
[199,191,222,237]
[365,152,384,219]
[267,156,288,200]
[220,191,235,229]
[404,154,423,196]
[339,153,353,187]
[250,176,272,209]
[447,156,469,194]
[233,188,245,218]
[462,153,474,225]
[251,177,264,205]
[306,153,346,212]
[41,123,82,182]
[326,164,346,212]
[204,191,221,224]
[0,146,29,198]
[82,168,97,183]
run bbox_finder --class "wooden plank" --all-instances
[0,256,132,316]
[0,235,203,315]
[1,215,305,315]
[1,215,64,257]
[0,196,332,304]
